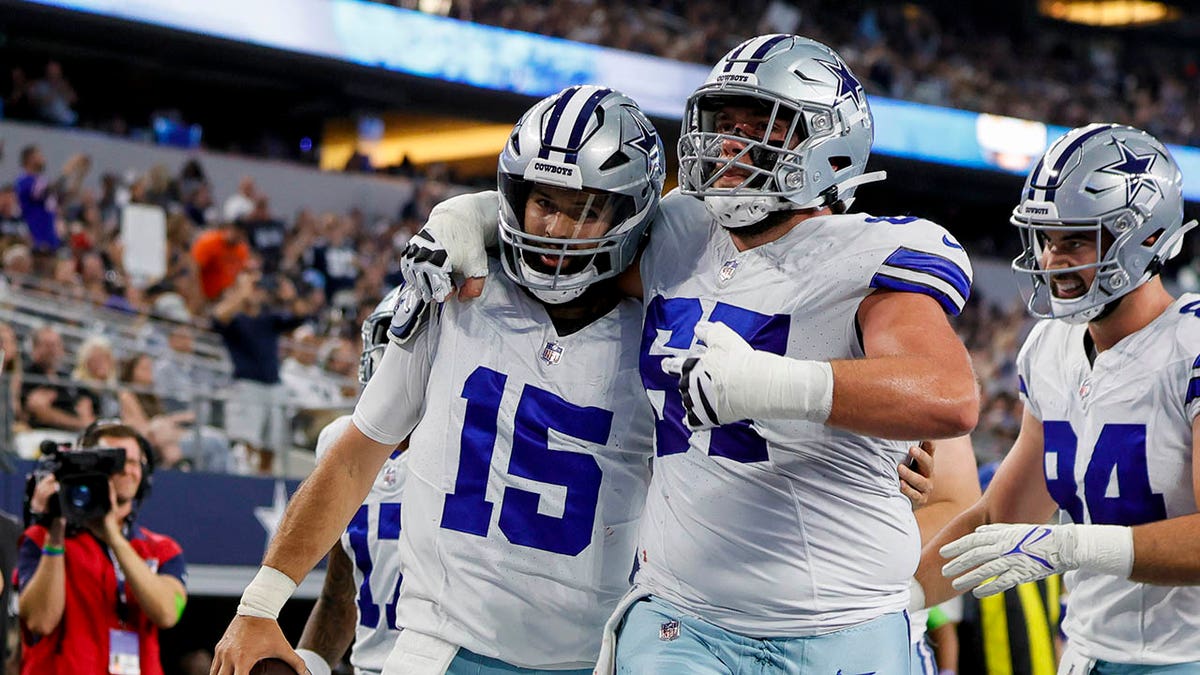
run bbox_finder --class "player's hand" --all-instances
[400,230,455,302]
[900,441,934,510]
[399,192,498,302]
[661,321,754,430]
[211,615,309,675]
[941,523,1079,598]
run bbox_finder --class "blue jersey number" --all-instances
[440,366,610,556]
[1042,421,1167,526]
[641,296,790,464]
[346,501,402,630]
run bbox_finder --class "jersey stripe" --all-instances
[880,247,971,299]
[869,273,964,316]
[1187,377,1200,405]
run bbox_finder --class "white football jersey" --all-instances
[315,416,407,675]
[635,192,973,636]
[1017,293,1200,665]
[385,263,654,669]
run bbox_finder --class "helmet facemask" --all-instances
[499,176,642,304]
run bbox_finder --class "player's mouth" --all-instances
[1050,273,1087,299]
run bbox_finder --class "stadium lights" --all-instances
[1038,0,1181,26]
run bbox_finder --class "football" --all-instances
[249,658,299,675]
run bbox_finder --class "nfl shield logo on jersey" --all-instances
[383,462,398,487]
[718,259,739,282]
[540,341,563,365]
[659,619,680,641]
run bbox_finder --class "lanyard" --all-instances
[105,540,130,626]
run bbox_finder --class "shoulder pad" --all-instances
[388,285,431,345]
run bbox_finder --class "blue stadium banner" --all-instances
[20,0,1200,199]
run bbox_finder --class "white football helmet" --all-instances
[498,86,665,304]
[678,34,882,228]
[1012,123,1196,323]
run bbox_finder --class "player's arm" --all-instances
[401,190,499,301]
[295,543,357,672]
[18,480,66,636]
[916,409,1057,606]
[914,436,981,543]
[1124,414,1200,584]
[832,290,979,439]
[664,291,978,439]
[213,341,430,675]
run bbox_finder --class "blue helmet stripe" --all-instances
[1044,124,1116,201]
[539,86,581,159]
[723,37,758,72]
[744,35,790,74]
[563,87,613,164]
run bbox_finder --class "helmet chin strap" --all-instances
[702,171,888,229]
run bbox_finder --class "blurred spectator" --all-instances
[152,324,213,414]
[27,60,77,126]
[20,325,96,431]
[240,196,287,275]
[183,182,218,228]
[211,270,308,473]
[2,243,33,284]
[280,326,349,410]
[5,67,35,121]
[0,183,27,242]
[222,175,257,223]
[1,321,22,426]
[69,335,120,418]
[191,220,249,301]
[306,215,359,307]
[15,146,89,252]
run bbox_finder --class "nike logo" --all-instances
[942,234,964,250]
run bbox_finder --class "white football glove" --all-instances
[941,523,1133,598]
[660,321,833,430]
[399,190,499,302]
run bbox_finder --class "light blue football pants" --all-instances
[615,595,912,674]
[445,648,592,675]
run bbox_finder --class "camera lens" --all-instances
[67,484,92,509]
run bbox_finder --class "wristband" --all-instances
[295,648,332,675]
[741,352,834,423]
[42,544,65,556]
[1074,524,1135,578]
[236,566,297,620]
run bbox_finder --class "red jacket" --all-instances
[17,523,186,675]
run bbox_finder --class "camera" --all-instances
[24,441,127,529]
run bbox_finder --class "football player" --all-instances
[291,287,407,675]
[918,124,1200,673]
[402,35,979,673]
[210,86,665,675]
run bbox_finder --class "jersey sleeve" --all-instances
[640,190,710,295]
[352,314,438,447]
[1014,321,1048,420]
[866,219,973,316]
[1186,354,1200,423]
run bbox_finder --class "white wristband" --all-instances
[738,352,834,423]
[236,566,297,620]
[1073,524,1135,578]
[295,648,332,675]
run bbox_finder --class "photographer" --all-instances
[16,421,187,675]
